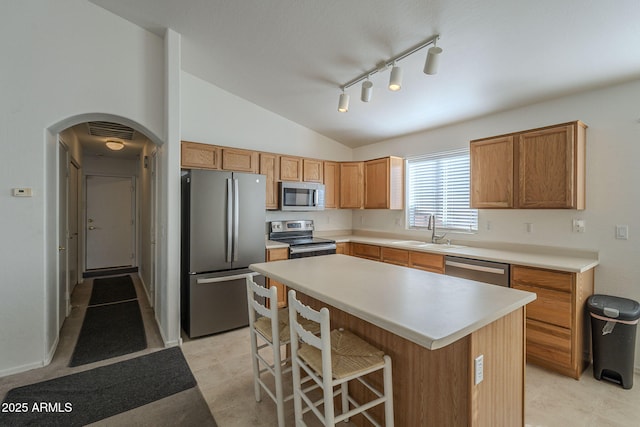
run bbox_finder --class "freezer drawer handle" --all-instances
[445,260,506,275]
[196,271,259,285]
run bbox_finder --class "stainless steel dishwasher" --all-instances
[444,255,510,287]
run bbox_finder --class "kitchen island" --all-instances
[250,254,536,426]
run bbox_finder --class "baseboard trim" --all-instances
[0,360,45,379]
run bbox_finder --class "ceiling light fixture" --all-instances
[337,91,350,113]
[105,140,125,151]
[388,64,403,91]
[337,34,441,111]
[423,41,442,75]
[361,79,373,102]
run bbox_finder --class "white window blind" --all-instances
[406,148,478,231]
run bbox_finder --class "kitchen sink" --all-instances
[391,241,465,249]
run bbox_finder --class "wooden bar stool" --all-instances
[246,275,319,427]
[288,289,394,427]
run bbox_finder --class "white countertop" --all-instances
[250,254,536,350]
[318,234,598,273]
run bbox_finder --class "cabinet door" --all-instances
[324,161,340,209]
[266,248,289,308]
[470,136,514,208]
[280,156,302,181]
[335,242,350,255]
[221,148,259,173]
[181,141,220,170]
[381,247,409,266]
[339,162,364,209]
[518,124,575,208]
[364,157,404,209]
[303,158,324,183]
[260,153,279,210]
[351,243,381,261]
[409,251,444,274]
[512,283,572,329]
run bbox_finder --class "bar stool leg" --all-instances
[273,342,285,427]
[383,355,394,427]
[249,327,261,402]
[341,382,349,422]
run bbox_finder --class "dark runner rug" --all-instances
[0,348,204,427]
[89,275,137,305]
[69,300,147,367]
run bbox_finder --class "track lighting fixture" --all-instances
[337,91,349,113]
[361,79,373,102]
[388,64,402,91]
[423,42,442,75]
[336,34,441,112]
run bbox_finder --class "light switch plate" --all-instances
[615,225,629,240]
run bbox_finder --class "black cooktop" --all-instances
[273,236,335,246]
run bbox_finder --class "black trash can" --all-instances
[587,294,640,389]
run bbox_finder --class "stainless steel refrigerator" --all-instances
[181,169,266,338]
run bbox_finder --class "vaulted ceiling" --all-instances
[91,0,640,148]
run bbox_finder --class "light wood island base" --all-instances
[299,294,525,427]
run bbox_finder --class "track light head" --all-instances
[361,80,373,102]
[337,92,350,112]
[388,65,402,91]
[423,46,443,75]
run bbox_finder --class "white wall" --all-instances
[0,0,165,376]
[354,79,640,365]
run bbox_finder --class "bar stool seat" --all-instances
[298,329,385,379]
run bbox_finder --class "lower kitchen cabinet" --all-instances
[351,243,381,261]
[511,265,594,379]
[335,242,350,255]
[409,251,445,274]
[381,247,409,266]
[266,248,289,308]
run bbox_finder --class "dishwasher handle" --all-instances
[445,260,506,275]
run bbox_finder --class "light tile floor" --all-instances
[183,327,640,427]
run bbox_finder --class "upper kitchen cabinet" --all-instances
[302,158,324,183]
[518,122,586,209]
[470,121,586,209]
[339,162,364,209]
[260,153,279,210]
[181,141,220,170]
[221,147,259,173]
[323,161,340,209]
[364,156,404,209]
[279,156,302,181]
[470,136,514,208]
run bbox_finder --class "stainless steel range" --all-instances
[269,220,336,258]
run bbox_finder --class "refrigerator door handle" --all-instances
[226,178,233,263]
[233,178,240,262]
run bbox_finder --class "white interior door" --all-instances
[58,143,69,329]
[86,175,135,270]
[150,150,157,307]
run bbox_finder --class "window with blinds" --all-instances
[406,149,478,231]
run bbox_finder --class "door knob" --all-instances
[88,226,96,230]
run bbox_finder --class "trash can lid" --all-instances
[587,294,640,321]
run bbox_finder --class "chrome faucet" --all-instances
[427,214,447,244]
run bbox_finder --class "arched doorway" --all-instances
[48,113,164,338]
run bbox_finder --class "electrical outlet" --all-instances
[486,221,492,231]
[525,223,533,233]
[572,219,585,233]
[474,355,484,385]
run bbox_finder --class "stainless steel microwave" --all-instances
[279,182,325,211]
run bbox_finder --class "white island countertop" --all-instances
[250,254,536,350]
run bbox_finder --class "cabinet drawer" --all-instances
[409,251,444,274]
[351,243,381,261]
[512,283,572,328]
[512,265,573,292]
[526,318,572,369]
[381,247,409,266]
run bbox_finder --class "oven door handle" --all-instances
[289,243,337,254]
